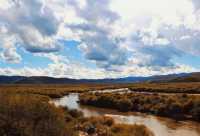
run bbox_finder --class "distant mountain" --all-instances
[12,76,148,84]
[0,75,145,84]
[0,72,199,84]
[0,76,26,84]
[147,73,190,83]
[167,72,200,83]
[14,76,81,84]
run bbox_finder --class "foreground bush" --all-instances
[0,91,155,136]
[0,93,71,136]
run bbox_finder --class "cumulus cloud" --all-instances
[135,46,181,67]
[76,26,128,68]
[0,47,21,63]
[107,0,200,70]
[158,25,200,56]
[67,0,119,23]
[0,0,199,78]
[0,59,109,79]
[0,61,197,79]
[67,0,128,69]
[65,0,200,71]
[0,33,21,63]
[0,0,61,53]
[35,53,69,63]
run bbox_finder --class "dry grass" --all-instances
[1,82,200,98]
[0,84,132,98]
[0,84,156,136]
[129,82,200,93]
[1,82,199,135]
[77,116,154,136]
[0,93,68,136]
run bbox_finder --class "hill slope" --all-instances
[168,72,200,82]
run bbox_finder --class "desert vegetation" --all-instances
[79,92,200,121]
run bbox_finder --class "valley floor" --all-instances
[0,82,200,136]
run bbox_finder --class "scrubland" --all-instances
[0,85,154,136]
[1,82,200,136]
[129,82,200,93]
[1,82,199,97]
[80,92,200,121]
[0,84,131,98]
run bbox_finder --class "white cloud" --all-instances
[35,53,69,63]
[0,61,197,79]
[0,47,21,63]
[65,0,200,70]
[0,35,21,63]
[192,0,200,10]
[0,0,13,9]
[0,0,199,78]
[0,0,61,53]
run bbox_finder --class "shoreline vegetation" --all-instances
[79,92,200,121]
[0,86,154,136]
[129,82,200,94]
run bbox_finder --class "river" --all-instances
[52,90,200,136]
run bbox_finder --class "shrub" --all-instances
[111,124,154,136]
[79,92,200,121]
[117,99,133,112]
[0,93,70,136]
[78,116,154,136]
[191,102,200,121]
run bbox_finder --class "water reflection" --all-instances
[52,93,200,136]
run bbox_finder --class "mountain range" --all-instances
[0,72,199,84]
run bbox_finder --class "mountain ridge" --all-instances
[0,72,199,84]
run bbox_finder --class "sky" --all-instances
[0,0,200,79]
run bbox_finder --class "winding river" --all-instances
[52,89,200,136]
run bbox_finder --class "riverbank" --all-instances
[79,92,200,121]
[0,89,154,136]
[1,83,200,136]
[52,93,200,136]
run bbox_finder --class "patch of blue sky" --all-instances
[172,53,200,69]
[15,47,51,68]
[61,40,97,69]
[23,55,51,68]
